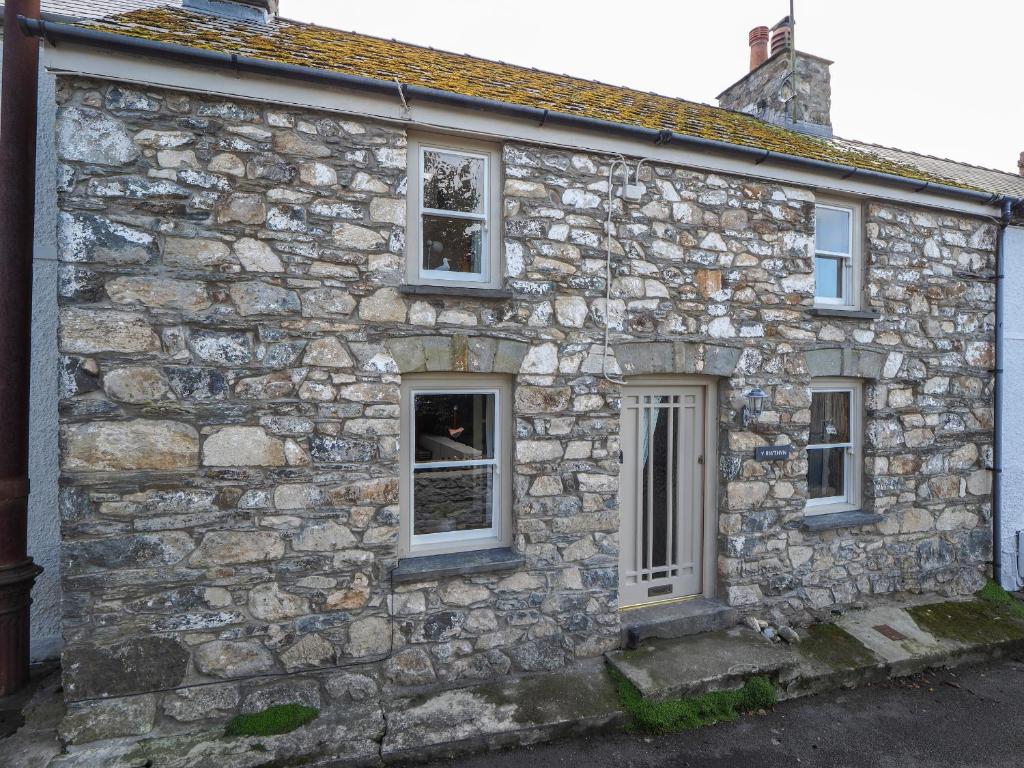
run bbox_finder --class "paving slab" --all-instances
[605,626,797,701]
[0,666,64,768]
[382,658,625,763]
[834,604,954,663]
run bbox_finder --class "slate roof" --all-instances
[38,0,181,21]
[33,2,1024,199]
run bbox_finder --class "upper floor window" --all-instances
[814,201,861,309]
[806,379,863,515]
[399,374,511,556]
[406,134,502,290]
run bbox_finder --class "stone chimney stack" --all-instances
[183,0,278,22]
[1018,151,1024,176]
[749,26,770,71]
[718,17,833,138]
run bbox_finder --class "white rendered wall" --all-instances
[0,32,63,661]
[29,50,61,661]
[1001,225,1024,591]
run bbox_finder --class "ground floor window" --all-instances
[806,378,862,515]
[399,374,511,556]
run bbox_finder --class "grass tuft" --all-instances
[610,666,775,734]
[224,704,319,738]
[977,579,1024,620]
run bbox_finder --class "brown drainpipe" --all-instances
[0,0,42,697]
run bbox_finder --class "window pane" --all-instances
[422,149,485,214]
[807,447,846,499]
[816,206,851,254]
[414,392,495,462]
[810,390,851,444]
[814,255,845,300]
[422,214,483,275]
[413,465,494,535]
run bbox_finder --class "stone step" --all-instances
[606,626,799,701]
[618,598,739,647]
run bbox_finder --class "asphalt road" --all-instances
[424,656,1024,768]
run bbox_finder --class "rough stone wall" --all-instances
[53,77,621,729]
[718,51,832,135]
[53,76,994,742]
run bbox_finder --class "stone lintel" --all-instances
[386,336,527,374]
[614,342,741,378]
[805,347,884,380]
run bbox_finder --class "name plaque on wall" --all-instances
[754,445,792,461]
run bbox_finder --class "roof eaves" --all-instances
[24,7,1018,204]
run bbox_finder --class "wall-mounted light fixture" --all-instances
[741,387,768,427]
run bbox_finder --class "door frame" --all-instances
[617,375,719,608]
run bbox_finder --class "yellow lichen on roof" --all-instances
[81,7,965,188]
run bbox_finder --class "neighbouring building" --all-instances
[7,0,1024,762]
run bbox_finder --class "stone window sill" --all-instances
[399,284,514,300]
[801,510,884,532]
[391,547,524,584]
[809,307,880,320]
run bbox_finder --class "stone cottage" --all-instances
[9,0,1024,761]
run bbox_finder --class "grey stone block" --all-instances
[493,339,528,373]
[386,337,426,373]
[806,347,843,377]
[703,344,742,376]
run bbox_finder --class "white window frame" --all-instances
[805,378,863,516]
[405,133,503,290]
[813,200,862,310]
[399,374,512,556]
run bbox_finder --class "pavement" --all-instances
[0,663,63,768]
[4,594,1024,767]
[419,658,1024,768]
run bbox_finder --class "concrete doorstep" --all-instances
[606,595,1024,705]
[6,595,1024,767]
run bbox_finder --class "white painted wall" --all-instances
[0,31,63,662]
[1001,225,1024,591]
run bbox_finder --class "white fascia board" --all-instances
[44,42,997,219]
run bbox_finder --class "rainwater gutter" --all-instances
[16,15,1012,210]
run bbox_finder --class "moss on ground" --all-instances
[908,586,1024,646]
[224,704,319,738]
[977,579,1024,621]
[799,623,880,670]
[610,666,775,734]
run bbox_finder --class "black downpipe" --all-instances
[13,15,1010,209]
[993,198,1014,586]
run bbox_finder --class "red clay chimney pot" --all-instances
[749,26,770,71]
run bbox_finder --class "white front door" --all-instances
[618,385,706,608]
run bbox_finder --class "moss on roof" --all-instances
[82,7,966,189]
